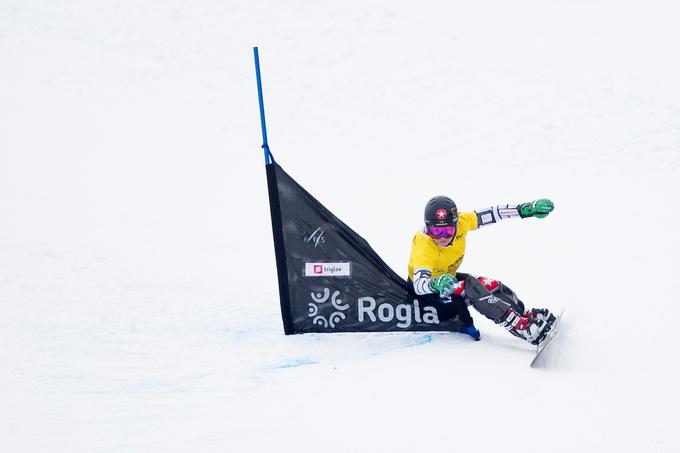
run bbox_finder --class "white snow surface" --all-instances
[2,1,679,452]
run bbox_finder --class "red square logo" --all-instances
[313,265,323,274]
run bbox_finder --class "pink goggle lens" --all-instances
[428,226,456,237]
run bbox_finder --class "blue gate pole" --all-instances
[254,47,273,165]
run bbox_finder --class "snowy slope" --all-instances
[1,1,679,452]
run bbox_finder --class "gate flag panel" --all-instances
[266,162,464,334]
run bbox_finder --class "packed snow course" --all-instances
[1,1,679,452]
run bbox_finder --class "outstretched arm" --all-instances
[475,199,554,228]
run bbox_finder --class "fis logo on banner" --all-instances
[304,262,351,277]
[304,226,326,248]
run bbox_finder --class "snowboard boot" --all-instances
[462,325,481,341]
[526,308,556,326]
[500,310,551,346]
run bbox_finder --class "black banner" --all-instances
[266,162,464,334]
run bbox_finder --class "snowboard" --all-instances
[530,307,565,368]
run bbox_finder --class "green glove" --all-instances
[519,199,554,219]
[429,274,457,295]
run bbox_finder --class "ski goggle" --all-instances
[427,225,456,238]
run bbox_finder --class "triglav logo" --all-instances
[304,226,325,247]
[308,288,350,328]
[304,262,351,277]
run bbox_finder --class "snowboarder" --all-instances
[407,196,556,344]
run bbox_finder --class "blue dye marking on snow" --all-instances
[401,334,432,348]
[273,358,319,369]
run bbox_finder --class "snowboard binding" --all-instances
[500,308,555,346]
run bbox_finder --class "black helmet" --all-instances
[424,196,458,227]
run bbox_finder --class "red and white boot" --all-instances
[500,310,551,345]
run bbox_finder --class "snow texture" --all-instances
[1,1,679,452]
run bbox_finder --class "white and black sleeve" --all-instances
[475,204,521,228]
[413,268,434,295]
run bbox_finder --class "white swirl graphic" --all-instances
[329,312,346,328]
[312,316,328,328]
[308,288,348,329]
[311,288,331,303]
[331,290,349,311]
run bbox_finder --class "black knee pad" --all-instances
[464,276,513,323]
